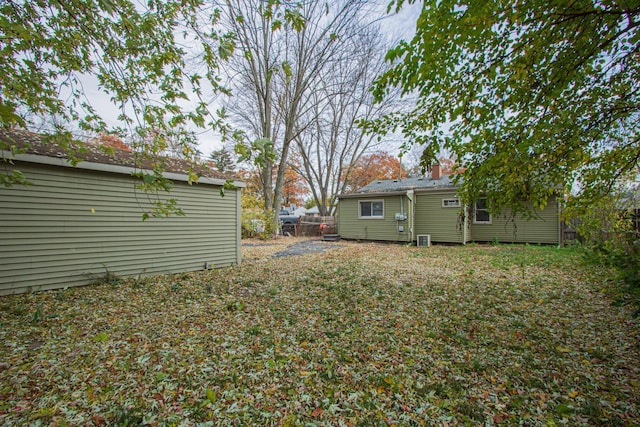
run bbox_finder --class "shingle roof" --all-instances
[355,176,457,194]
[0,128,237,181]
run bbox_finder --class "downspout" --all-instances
[557,199,562,248]
[399,194,405,242]
[462,205,468,245]
[236,187,242,265]
[407,190,415,243]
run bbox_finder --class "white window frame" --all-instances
[442,198,461,208]
[358,200,384,219]
[473,198,492,224]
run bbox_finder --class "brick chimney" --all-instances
[431,163,442,180]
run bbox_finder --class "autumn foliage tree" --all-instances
[437,157,459,176]
[237,163,307,208]
[94,133,131,151]
[237,168,263,201]
[282,164,308,208]
[342,152,407,193]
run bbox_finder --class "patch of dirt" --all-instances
[241,236,346,262]
[272,239,343,257]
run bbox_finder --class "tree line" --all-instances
[2,0,638,231]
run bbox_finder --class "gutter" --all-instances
[338,190,408,199]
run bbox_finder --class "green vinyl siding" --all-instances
[337,196,411,242]
[0,162,241,295]
[470,199,560,244]
[414,191,465,243]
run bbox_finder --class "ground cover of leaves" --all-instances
[1,239,639,426]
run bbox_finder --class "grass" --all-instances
[0,239,638,426]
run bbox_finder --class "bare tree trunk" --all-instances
[221,0,370,231]
[292,21,401,215]
[222,0,280,210]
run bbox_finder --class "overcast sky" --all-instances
[80,1,422,156]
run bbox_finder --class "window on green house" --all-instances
[359,200,384,218]
[474,198,492,224]
[442,198,461,208]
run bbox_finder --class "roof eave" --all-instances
[413,186,459,194]
[339,185,459,199]
[338,190,409,199]
[3,151,246,188]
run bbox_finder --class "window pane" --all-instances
[476,198,487,210]
[475,210,491,222]
[372,202,383,216]
[360,202,372,217]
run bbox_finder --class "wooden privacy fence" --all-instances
[298,216,335,237]
[560,214,640,246]
[561,219,580,245]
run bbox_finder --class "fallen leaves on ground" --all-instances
[1,239,639,426]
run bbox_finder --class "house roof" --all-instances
[0,128,243,186]
[305,206,320,214]
[346,176,457,195]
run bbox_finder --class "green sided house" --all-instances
[0,129,245,295]
[337,165,561,246]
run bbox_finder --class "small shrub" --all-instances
[572,192,640,312]
[90,268,122,286]
[583,234,640,310]
[241,208,277,239]
[132,276,151,289]
[30,305,43,324]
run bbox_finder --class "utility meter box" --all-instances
[394,212,407,221]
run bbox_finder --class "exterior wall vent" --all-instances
[417,234,431,247]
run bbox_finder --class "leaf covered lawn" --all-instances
[1,239,639,426]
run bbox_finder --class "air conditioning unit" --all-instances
[417,234,431,247]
